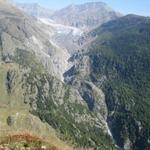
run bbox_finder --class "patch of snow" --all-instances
[38,18,83,36]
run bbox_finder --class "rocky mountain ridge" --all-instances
[16,1,122,31]
[51,2,122,30]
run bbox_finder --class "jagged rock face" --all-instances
[64,54,111,137]
[51,2,121,30]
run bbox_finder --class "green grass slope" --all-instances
[0,47,117,149]
[87,15,150,150]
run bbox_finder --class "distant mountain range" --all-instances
[51,2,122,30]
[16,2,122,30]
[0,0,149,150]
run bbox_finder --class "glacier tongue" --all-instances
[35,17,84,82]
[38,18,83,36]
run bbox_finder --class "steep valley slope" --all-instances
[0,0,150,150]
[0,1,117,150]
[64,15,150,150]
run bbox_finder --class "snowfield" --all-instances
[38,18,83,36]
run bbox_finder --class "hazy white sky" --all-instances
[15,0,150,16]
